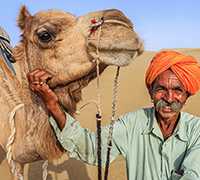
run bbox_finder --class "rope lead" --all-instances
[104,66,120,180]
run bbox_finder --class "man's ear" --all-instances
[186,92,191,98]
[184,92,191,104]
[17,5,32,31]
[148,85,154,99]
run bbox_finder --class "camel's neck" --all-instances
[14,44,47,112]
[14,42,31,87]
[14,41,42,82]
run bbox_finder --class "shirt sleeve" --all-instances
[178,124,200,180]
[48,112,131,166]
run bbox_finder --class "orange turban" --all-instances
[145,50,200,95]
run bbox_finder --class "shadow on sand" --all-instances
[28,159,91,180]
[0,146,91,180]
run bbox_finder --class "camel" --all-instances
[0,5,143,178]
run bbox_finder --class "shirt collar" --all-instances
[173,113,188,142]
[142,107,188,142]
[142,107,156,134]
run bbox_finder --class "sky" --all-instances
[0,0,199,51]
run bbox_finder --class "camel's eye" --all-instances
[37,31,53,43]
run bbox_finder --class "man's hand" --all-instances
[27,69,66,129]
[27,68,58,106]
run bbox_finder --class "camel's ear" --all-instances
[17,5,32,30]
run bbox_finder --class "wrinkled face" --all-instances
[150,70,189,120]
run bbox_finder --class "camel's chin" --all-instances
[90,50,138,67]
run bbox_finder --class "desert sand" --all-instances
[0,48,199,180]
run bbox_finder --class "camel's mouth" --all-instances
[88,47,141,67]
[85,17,143,66]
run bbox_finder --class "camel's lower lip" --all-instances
[90,48,138,56]
[89,49,139,66]
[99,48,138,53]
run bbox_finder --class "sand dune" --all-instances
[0,48,199,180]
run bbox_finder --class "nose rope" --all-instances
[104,66,120,180]
[76,17,129,180]
[91,18,124,180]
[95,23,103,180]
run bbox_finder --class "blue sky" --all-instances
[0,0,199,50]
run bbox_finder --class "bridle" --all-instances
[86,16,132,180]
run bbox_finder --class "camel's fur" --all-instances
[0,5,143,173]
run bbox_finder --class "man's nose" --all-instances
[163,90,175,103]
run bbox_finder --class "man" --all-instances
[27,50,200,180]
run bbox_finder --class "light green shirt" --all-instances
[49,107,200,180]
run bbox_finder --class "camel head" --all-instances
[14,6,143,114]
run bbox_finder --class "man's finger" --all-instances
[32,81,40,85]
[32,70,47,82]
[27,69,41,83]
[29,83,41,92]
[35,83,53,96]
[39,73,53,83]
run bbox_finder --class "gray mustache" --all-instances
[155,99,182,112]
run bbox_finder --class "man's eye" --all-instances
[37,31,53,43]
[154,87,165,92]
[174,87,184,93]
[157,87,164,91]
